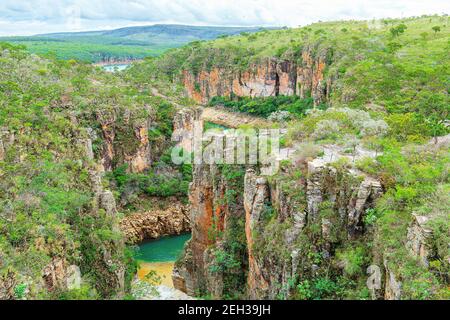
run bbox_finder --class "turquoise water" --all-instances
[136,234,191,263]
[204,121,230,131]
[102,64,129,72]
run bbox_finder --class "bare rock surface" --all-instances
[120,204,191,244]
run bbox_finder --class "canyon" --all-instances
[1,15,447,301]
[168,106,448,300]
[182,46,333,107]
[169,109,383,298]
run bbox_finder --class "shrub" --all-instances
[385,113,431,141]
[268,110,292,122]
[390,23,407,37]
[209,95,315,118]
[336,246,369,277]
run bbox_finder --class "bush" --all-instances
[209,95,315,118]
[385,113,431,141]
[107,154,193,202]
[336,246,369,277]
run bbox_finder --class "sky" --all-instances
[0,0,448,36]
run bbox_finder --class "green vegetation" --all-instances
[153,15,449,132]
[0,25,268,63]
[0,41,191,299]
[0,13,448,301]
[275,103,449,300]
[144,14,448,300]
[0,39,159,63]
[106,156,192,208]
[209,95,321,118]
[207,165,248,299]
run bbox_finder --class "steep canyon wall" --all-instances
[182,47,333,106]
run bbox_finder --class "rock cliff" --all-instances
[182,47,332,106]
[245,161,385,299]
[172,150,397,299]
[94,106,154,173]
[120,203,191,244]
[172,161,248,298]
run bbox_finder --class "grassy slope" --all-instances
[156,15,449,123]
[159,16,450,113]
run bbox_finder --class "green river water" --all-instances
[135,234,191,287]
[136,233,191,263]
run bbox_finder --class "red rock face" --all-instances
[244,170,271,299]
[182,48,332,106]
[95,108,153,174]
[173,163,229,295]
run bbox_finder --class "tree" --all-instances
[432,26,441,34]
[390,23,407,37]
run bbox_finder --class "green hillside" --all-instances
[0,24,269,63]
[154,15,449,127]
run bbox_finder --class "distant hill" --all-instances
[0,24,271,63]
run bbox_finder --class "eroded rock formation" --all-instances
[172,108,203,153]
[244,170,270,299]
[242,162,385,299]
[174,156,389,299]
[95,106,154,173]
[173,164,228,296]
[406,214,434,267]
[182,47,332,106]
[120,203,191,244]
[42,258,81,292]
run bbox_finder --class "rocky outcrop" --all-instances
[120,204,191,244]
[384,259,402,300]
[95,106,153,173]
[242,163,384,299]
[172,108,203,153]
[201,107,273,128]
[0,129,15,162]
[87,169,126,297]
[172,161,244,296]
[173,164,222,295]
[244,169,271,299]
[347,177,383,238]
[0,270,16,300]
[100,191,118,216]
[174,156,384,299]
[182,47,332,106]
[131,279,195,300]
[42,258,82,292]
[306,159,383,239]
[89,169,117,215]
[0,138,5,161]
[406,214,433,267]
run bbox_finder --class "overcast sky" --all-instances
[0,0,448,36]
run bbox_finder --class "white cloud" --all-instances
[0,0,448,36]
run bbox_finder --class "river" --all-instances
[102,64,130,72]
[135,234,191,288]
